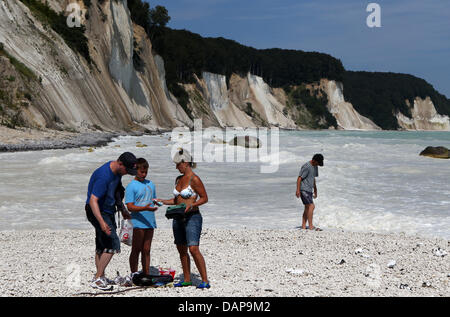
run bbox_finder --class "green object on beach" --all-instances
[165,203,186,219]
[174,281,192,287]
[167,203,186,210]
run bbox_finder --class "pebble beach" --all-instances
[0,127,448,297]
[0,228,448,297]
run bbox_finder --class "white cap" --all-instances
[172,148,197,168]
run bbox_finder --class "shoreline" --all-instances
[1,126,448,153]
[0,126,170,153]
[0,228,448,297]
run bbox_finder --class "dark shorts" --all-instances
[172,212,203,247]
[300,191,314,205]
[85,205,121,254]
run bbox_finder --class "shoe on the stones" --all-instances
[196,281,210,289]
[91,277,112,291]
[174,281,193,287]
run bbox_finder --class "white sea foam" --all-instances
[0,131,449,239]
[38,156,66,165]
[259,150,296,166]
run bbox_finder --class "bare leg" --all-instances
[302,205,308,229]
[130,228,144,274]
[141,229,154,275]
[307,203,315,229]
[176,244,191,282]
[95,252,114,279]
[95,253,100,272]
[189,245,208,283]
[95,253,107,279]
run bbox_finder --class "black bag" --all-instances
[132,273,174,286]
[151,274,174,284]
[114,181,126,213]
[165,203,186,219]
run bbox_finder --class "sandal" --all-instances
[197,281,211,289]
[174,281,193,287]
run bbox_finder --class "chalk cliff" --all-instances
[181,72,381,131]
[0,0,448,132]
[396,97,450,130]
[182,72,297,129]
[0,0,190,132]
[321,79,380,130]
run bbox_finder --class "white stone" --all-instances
[387,260,396,268]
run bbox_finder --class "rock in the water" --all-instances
[229,135,261,148]
[210,135,227,144]
[419,146,449,159]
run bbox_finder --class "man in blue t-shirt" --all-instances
[85,152,137,290]
[296,154,324,231]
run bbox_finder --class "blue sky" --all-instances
[150,0,450,97]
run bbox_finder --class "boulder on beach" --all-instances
[419,146,449,159]
[209,135,227,144]
[228,135,261,148]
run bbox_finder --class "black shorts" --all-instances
[85,205,120,254]
[300,191,314,205]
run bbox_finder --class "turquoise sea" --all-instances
[0,130,448,239]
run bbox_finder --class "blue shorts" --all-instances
[85,205,121,254]
[131,211,157,229]
[300,191,314,205]
[172,212,203,247]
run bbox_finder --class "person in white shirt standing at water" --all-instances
[296,154,324,231]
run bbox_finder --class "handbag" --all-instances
[165,203,186,219]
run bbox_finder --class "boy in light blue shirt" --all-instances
[125,158,158,278]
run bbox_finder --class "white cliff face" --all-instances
[246,74,296,128]
[0,0,95,128]
[108,0,135,95]
[201,72,255,128]
[107,0,153,125]
[203,72,229,112]
[153,55,193,127]
[185,71,297,129]
[323,80,380,130]
[0,0,190,131]
[396,97,450,130]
